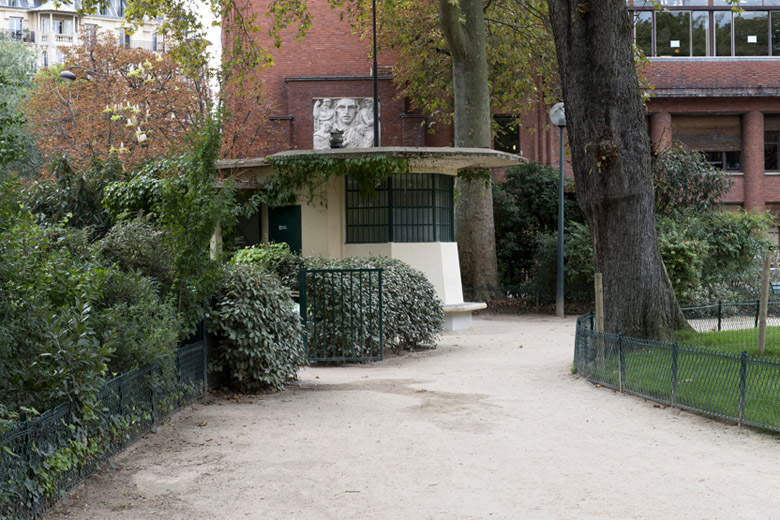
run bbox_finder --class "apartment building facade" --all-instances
[0,0,160,68]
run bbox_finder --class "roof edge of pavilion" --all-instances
[216,146,526,179]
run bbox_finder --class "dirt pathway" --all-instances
[48,315,780,519]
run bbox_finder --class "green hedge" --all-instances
[208,263,305,392]
[306,256,444,353]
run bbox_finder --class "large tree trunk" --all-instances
[438,0,500,301]
[548,0,688,338]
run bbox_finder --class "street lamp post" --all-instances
[372,0,379,146]
[59,65,107,81]
[549,102,567,318]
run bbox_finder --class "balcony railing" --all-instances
[0,29,35,43]
[40,33,74,44]
[129,39,167,52]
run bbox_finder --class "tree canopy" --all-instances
[0,40,37,174]
[23,33,205,171]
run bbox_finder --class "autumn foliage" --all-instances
[23,32,206,171]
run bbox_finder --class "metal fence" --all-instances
[299,268,383,363]
[0,337,207,520]
[574,304,780,433]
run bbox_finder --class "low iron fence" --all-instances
[299,268,383,363]
[574,303,780,433]
[0,337,208,520]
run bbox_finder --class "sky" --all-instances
[193,1,222,89]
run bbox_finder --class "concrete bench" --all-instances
[443,302,487,331]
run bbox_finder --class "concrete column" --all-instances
[649,112,672,153]
[743,110,765,212]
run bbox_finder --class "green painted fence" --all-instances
[574,304,780,432]
[0,337,207,520]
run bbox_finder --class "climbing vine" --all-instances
[265,154,410,206]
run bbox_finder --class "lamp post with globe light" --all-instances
[549,102,566,318]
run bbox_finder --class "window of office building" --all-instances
[493,116,519,154]
[346,174,454,244]
[672,115,742,171]
[635,11,653,55]
[692,11,710,55]
[735,11,769,56]
[715,11,734,56]
[657,11,691,56]
[764,116,780,171]
[632,7,780,57]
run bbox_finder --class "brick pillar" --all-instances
[743,111,765,212]
[649,112,672,153]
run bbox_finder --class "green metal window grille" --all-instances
[346,173,454,243]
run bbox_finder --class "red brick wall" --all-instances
[646,59,780,97]
[224,0,455,156]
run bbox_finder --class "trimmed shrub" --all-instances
[208,263,305,392]
[306,256,444,352]
[232,242,304,291]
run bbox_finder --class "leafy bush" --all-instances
[208,263,305,392]
[93,218,176,289]
[676,211,773,303]
[232,241,304,291]
[493,162,583,293]
[93,269,180,374]
[23,156,123,239]
[653,143,734,216]
[528,221,594,304]
[526,210,772,306]
[306,256,444,352]
[0,219,181,413]
[0,222,108,412]
[102,125,237,336]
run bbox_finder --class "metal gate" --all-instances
[299,268,383,362]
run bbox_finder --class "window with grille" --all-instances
[346,173,454,244]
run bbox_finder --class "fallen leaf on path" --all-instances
[198,422,208,427]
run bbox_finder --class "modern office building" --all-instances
[629,0,780,220]
[0,0,161,68]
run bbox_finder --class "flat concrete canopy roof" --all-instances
[217,147,526,186]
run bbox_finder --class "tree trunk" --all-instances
[438,0,500,301]
[547,0,689,338]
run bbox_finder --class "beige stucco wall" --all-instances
[344,242,463,305]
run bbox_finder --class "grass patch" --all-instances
[676,326,780,358]
[585,336,780,430]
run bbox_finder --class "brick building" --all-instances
[227,0,563,166]
[629,0,780,226]
[234,1,780,221]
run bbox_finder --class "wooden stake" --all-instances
[758,256,770,355]
[595,273,604,333]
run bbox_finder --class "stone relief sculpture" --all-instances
[313,97,377,149]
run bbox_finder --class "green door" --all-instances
[268,205,302,254]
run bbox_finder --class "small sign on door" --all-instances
[278,225,287,231]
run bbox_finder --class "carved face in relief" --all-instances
[335,98,358,126]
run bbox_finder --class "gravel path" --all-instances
[48,314,780,519]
